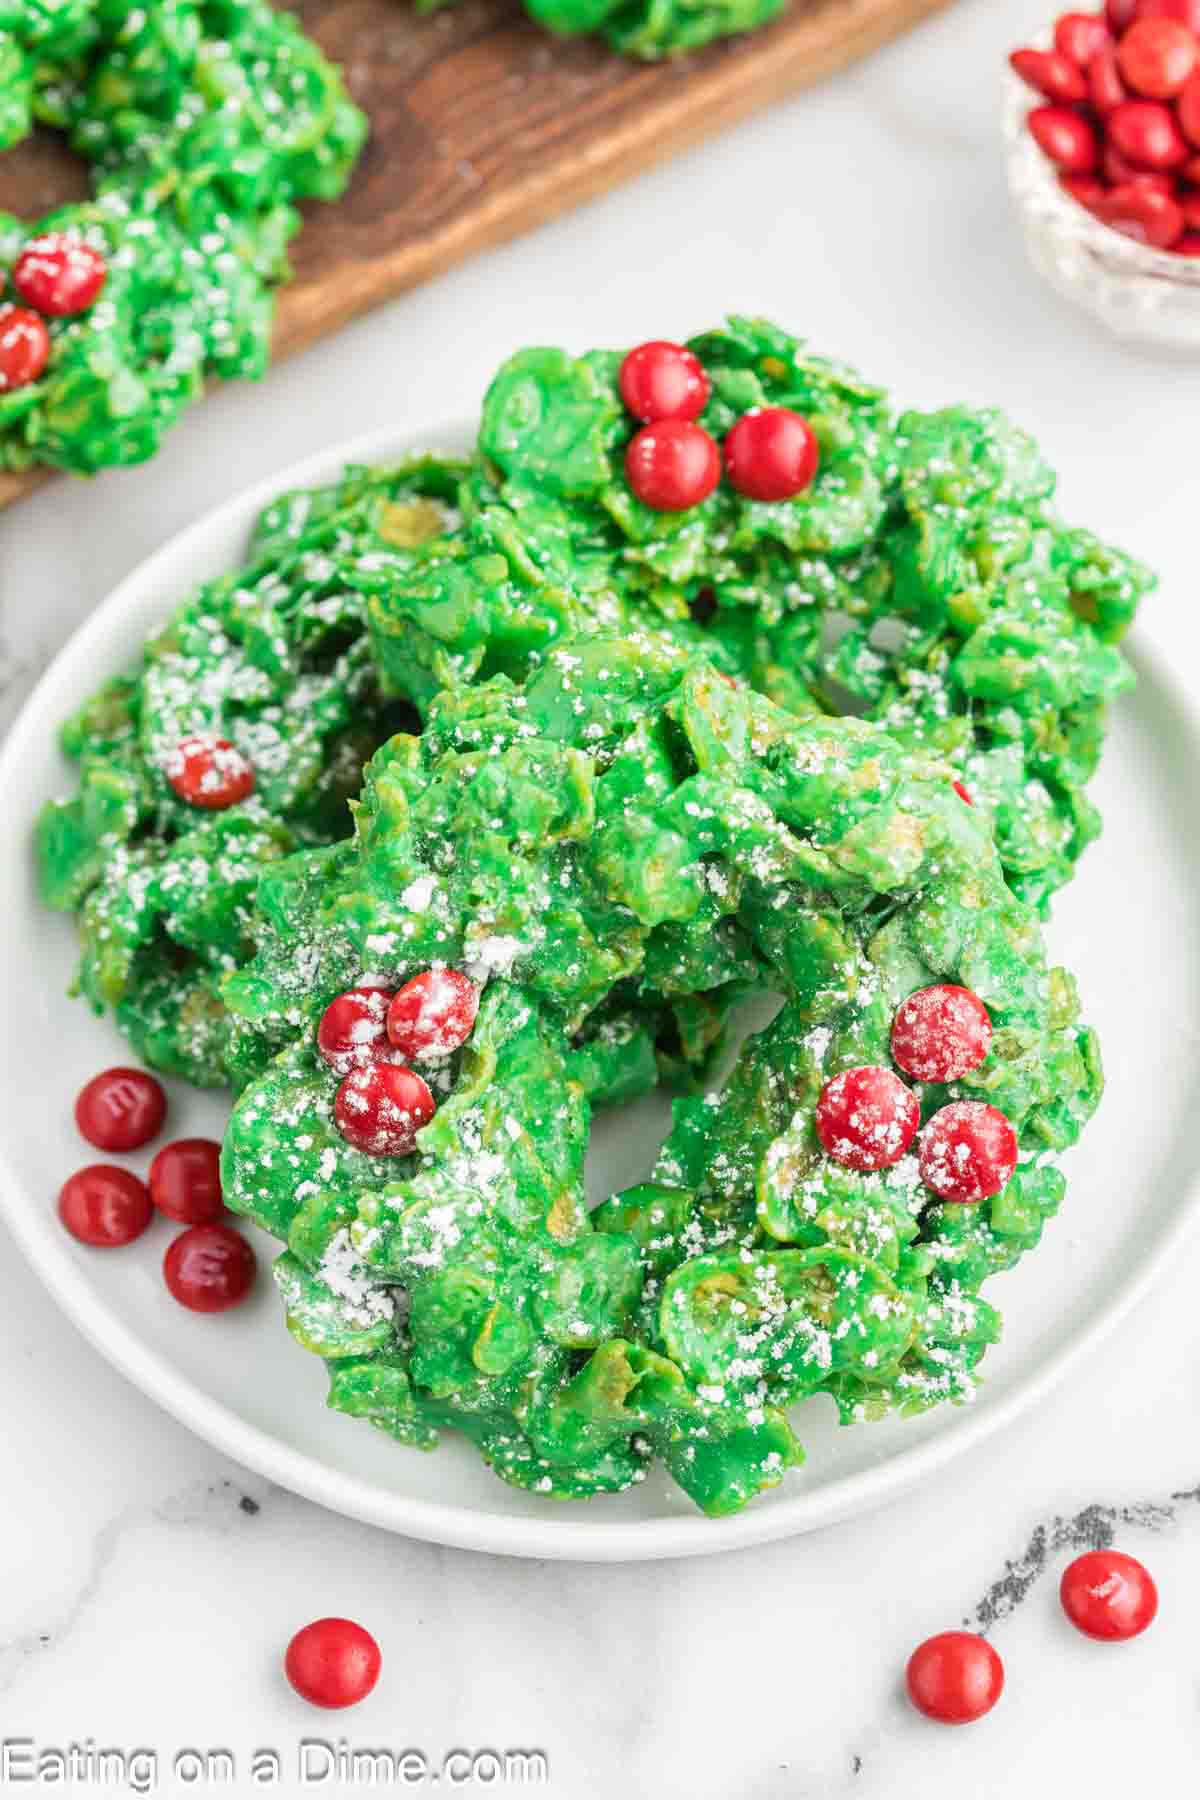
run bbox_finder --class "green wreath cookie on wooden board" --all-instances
[217,638,1101,1515]
[0,0,364,473]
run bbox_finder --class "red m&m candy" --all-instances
[906,1631,1004,1724]
[891,985,993,1084]
[386,968,480,1062]
[165,735,255,810]
[724,407,819,502]
[285,1618,382,1709]
[919,1101,1017,1203]
[334,1062,435,1156]
[815,1066,919,1172]
[59,1166,153,1248]
[317,986,395,1075]
[163,1222,256,1312]
[618,340,709,423]
[13,232,107,316]
[148,1138,224,1225]
[1060,1549,1158,1640]
[75,1066,166,1152]
[0,305,49,391]
[625,420,721,512]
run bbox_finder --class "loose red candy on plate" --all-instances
[165,734,255,809]
[317,986,395,1075]
[163,1222,256,1312]
[618,340,710,423]
[386,968,480,1062]
[1060,1550,1159,1639]
[1107,97,1188,164]
[906,1632,1004,1724]
[59,1166,153,1248]
[334,1062,436,1156]
[285,1618,382,1709]
[919,1101,1018,1203]
[815,1065,920,1172]
[1094,181,1185,242]
[1117,15,1198,93]
[1055,11,1112,63]
[1010,45,1090,98]
[625,419,721,512]
[148,1138,224,1225]
[1028,103,1100,170]
[891,985,993,1084]
[724,406,819,502]
[75,1066,166,1152]
[1088,42,1130,109]
[0,305,49,391]
[12,232,107,316]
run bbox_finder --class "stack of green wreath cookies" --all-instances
[37,319,1148,1515]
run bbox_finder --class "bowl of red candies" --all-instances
[1005,0,1200,345]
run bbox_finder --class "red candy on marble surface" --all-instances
[0,305,49,391]
[890,986,993,1084]
[59,1166,153,1247]
[75,1066,166,1152]
[919,1101,1018,1203]
[165,735,255,809]
[815,1066,920,1172]
[148,1138,224,1225]
[317,986,396,1075]
[1060,1550,1159,1639]
[285,1619,382,1709]
[163,1222,256,1311]
[625,420,721,511]
[334,1062,435,1156]
[386,968,480,1062]
[906,1632,1004,1724]
[619,341,709,423]
[13,232,106,315]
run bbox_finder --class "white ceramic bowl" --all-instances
[2,424,1198,1560]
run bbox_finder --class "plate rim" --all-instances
[1,423,1196,1562]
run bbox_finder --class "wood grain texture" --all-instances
[0,0,950,507]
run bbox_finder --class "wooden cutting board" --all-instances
[0,0,950,507]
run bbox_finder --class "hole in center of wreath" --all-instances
[582,990,784,1206]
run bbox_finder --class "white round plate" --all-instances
[2,425,1198,1562]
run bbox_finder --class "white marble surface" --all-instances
[1,0,1198,1791]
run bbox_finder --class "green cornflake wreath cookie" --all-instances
[422,0,785,59]
[0,1,365,473]
[37,456,465,1083]
[370,318,1152,913]
[216,637,1102,1515]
